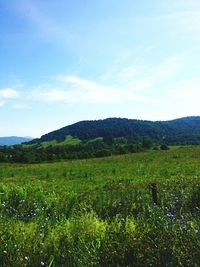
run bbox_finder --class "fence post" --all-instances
[151,183,158,205]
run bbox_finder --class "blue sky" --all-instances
[0,0,200,137]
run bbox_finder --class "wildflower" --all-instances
[40,261,45,266]
[25,256,29,260]
[10,207,16,212]
[167,211,174,220]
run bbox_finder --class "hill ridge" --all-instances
[30,116,200,145]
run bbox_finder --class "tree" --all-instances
[142,137,153,149]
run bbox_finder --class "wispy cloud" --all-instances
[0,88,19,99]
[15,0,72,41]
[32,54,183,108]
[0,101,5,107]
[156,57,182,78]
[33,75,156,105]
[99,54,182,96]
[0,88,20,108]
[13,104,31,110]
[137,10,200,38]
[116,66,138,81]
[170,11,200,37]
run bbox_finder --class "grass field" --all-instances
[0,146,200,266]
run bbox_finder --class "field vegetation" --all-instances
[0,146,200,266]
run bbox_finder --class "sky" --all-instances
[0,0,200,137]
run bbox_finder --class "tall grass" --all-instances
[0,146,200,266]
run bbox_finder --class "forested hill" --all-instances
[0,116,199,163]
[31,116,200,145]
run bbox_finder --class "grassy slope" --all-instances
[23,135,81,148]
[0,146,200,266]
[41,135,81,148]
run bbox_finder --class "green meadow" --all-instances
[0,146,200,266]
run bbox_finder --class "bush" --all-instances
[160,144,169,150]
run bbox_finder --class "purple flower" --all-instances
[167,211,174,220]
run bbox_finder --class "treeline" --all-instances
[0,137,162,163]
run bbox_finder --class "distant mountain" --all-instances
[30,116,200,146]
[0,136,33,146]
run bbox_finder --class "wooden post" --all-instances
[151,183,158,205]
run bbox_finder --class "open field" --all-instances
[0,146,200,266]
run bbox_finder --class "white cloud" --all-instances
[0,88,19,99]
[100,51,182,96]
[13,104,31,110]
[126,79,153,92]
[156,57,182,78]
[58,75,156,103]
[174,11,200,36]
[0,101,5,107]
[115,66,138,82]
[138,11,200,38]
[33,75,156,105]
